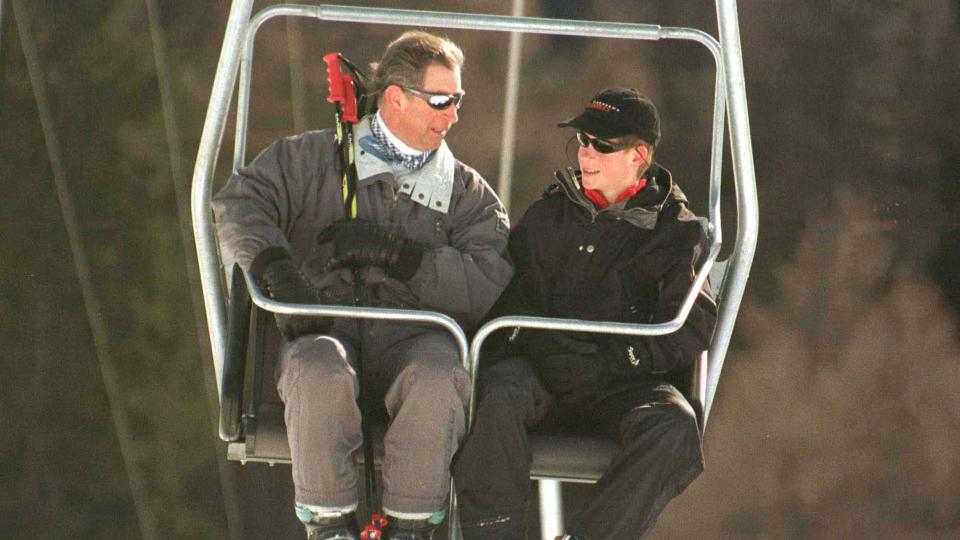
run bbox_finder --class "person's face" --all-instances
[577,132,648,202]
[388,64,462,151]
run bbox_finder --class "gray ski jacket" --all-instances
[212,123,513,330]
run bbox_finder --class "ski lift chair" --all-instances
[192,4,757,540]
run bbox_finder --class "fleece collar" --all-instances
[553,164,678,230]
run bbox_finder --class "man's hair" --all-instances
[370,31,464,104]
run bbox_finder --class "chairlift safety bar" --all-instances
[241,271,469,371]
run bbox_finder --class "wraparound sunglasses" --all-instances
[403,86,465,110]
[575,131,633,154]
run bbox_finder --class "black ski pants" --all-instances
[453,356,704,540]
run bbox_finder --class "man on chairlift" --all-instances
[212,31,512,540]
[453,88,717,539]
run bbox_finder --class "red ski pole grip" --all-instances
[323,52,348,104]
[323,52,359,124]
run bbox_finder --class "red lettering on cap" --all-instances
[587,100,620,113]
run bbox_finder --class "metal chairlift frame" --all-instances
[191,2,758,538]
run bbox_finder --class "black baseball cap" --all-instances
[558,88,661,147]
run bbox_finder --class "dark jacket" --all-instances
[487,163,717,384]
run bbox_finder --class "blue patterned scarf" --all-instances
[370,115,434,170]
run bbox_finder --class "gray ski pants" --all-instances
[277,325,471,513]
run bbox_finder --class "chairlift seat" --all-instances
[227,401,388,467]
[222,249,719,469]
[526,345,708,483]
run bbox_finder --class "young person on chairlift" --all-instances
[453,88,718,540]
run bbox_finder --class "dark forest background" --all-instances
[2,1,959,538]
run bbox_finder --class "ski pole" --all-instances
[324,53,385,539]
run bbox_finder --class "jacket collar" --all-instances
[353,115,457,214]
[553,163,678,229]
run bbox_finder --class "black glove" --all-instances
[534,353,610,406]
[317,220,424,281]
[249,247,332,341]
[520,331,604,405]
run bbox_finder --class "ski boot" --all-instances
[381,515,441,540]
[304,512,359,540]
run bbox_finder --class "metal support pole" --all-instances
[538,480,564,540]
[705,0,759,427]
[191,0,255,394]
[496,0,524,212]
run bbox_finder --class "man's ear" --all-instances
[383,85,406,113]
[633,144,651,165]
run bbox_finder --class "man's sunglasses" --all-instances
[575,131,633,154]
[403,86,465,110]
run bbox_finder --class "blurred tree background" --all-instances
[1,0,958,538]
